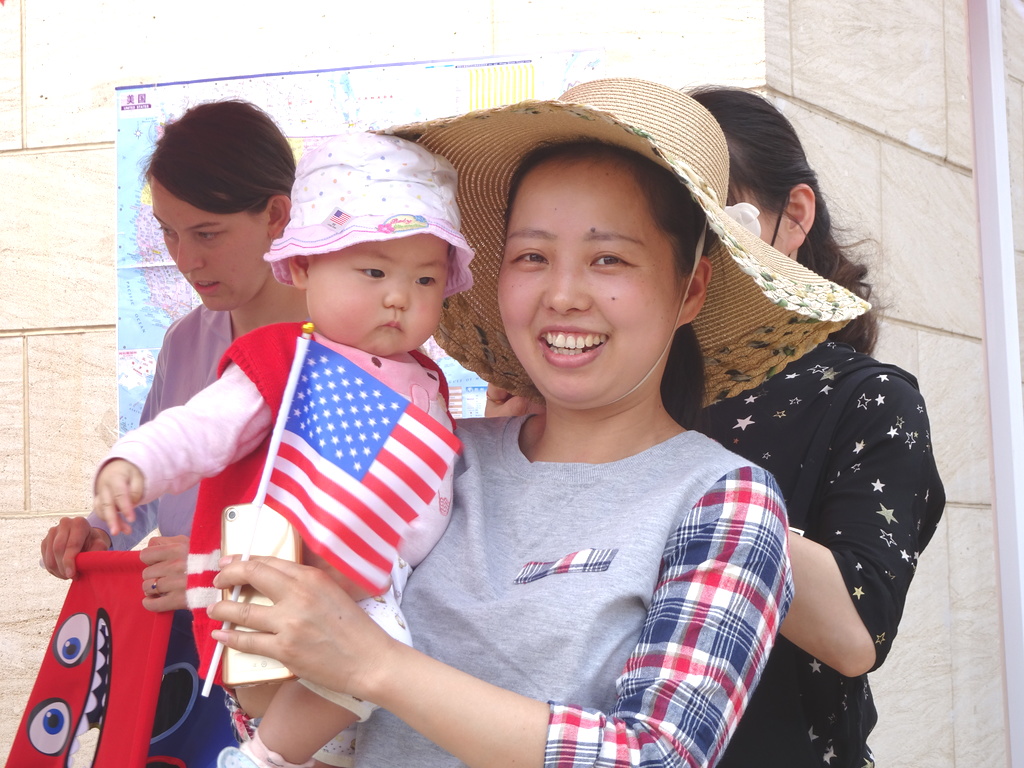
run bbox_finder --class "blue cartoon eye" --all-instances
[26,699,71,755]
[52,613,91,667]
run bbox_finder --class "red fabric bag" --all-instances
[7,551,173,767]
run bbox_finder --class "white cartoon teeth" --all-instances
[543,332,608,355]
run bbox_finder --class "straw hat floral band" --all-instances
[386,78,869,404]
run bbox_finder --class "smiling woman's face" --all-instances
[497,154,698,413]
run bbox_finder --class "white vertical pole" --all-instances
[200,324,314,698]
[965,0,1024,763]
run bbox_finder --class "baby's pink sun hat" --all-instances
[267,132,474,298]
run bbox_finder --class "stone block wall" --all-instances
[765,0,1020,765]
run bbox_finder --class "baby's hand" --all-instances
[93,459,145,536]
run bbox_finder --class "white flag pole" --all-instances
[201,322,315,697]
[965,0,1024,763]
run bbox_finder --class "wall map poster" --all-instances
[115,51,602,432]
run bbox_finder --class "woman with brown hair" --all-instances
[41,99,307,591]
[38,99,308,753]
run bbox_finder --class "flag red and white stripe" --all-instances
[264,340,460,593]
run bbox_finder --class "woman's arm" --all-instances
[109,364,272,504]
[87,337,171,549]
[210,557,550,768]
[786,373,944,675]
[780,532,874,675]
[570,466,792,767]
[209,466,792,768]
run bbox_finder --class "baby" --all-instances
[92,132,474,768]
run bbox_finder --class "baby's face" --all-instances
[289,233,448,357]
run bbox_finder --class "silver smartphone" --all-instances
[220,503,301,688]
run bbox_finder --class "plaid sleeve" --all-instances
[545,466,793,768]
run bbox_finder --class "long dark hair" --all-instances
[146,100,295,215]
[506,141,708,429]
[690,86,878,354]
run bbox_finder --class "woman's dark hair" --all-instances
[690,86,878,354]
[145,100,295,215]
[506,141,707,429]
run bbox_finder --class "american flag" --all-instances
[264,339,461,594]
[328,209,352,229]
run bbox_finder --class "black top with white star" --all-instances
[707,342,945,768]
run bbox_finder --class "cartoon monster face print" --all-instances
[23,609,112,758]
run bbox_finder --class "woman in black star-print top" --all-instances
[693,86,945,768]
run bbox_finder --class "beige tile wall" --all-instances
[26,331,119,513]
[879,146,980,337]
[788,0,948,156]
[946,0,974,169]
[767,0,1015,765]
[1004,0,1024,87]
[0,337,25,513]
[3,150,116,330]
[2,0,1018,764]
[946,503,1010,765]
[869,324,1007,765]
[917,331,993,506]
[490,2,767,87]
[0,1,19,151]
[763,0,792,95]
[869,511,955,765]
[16,1,767,152]
[0,518,74,750]
[22,1,492,149]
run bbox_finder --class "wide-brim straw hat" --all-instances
[387,78,869,404]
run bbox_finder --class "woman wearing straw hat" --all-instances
[207,79,868,767]
[690,86,945,768]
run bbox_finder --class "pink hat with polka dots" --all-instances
[266,132,474,298]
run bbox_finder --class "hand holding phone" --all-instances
[220,503,301,687]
